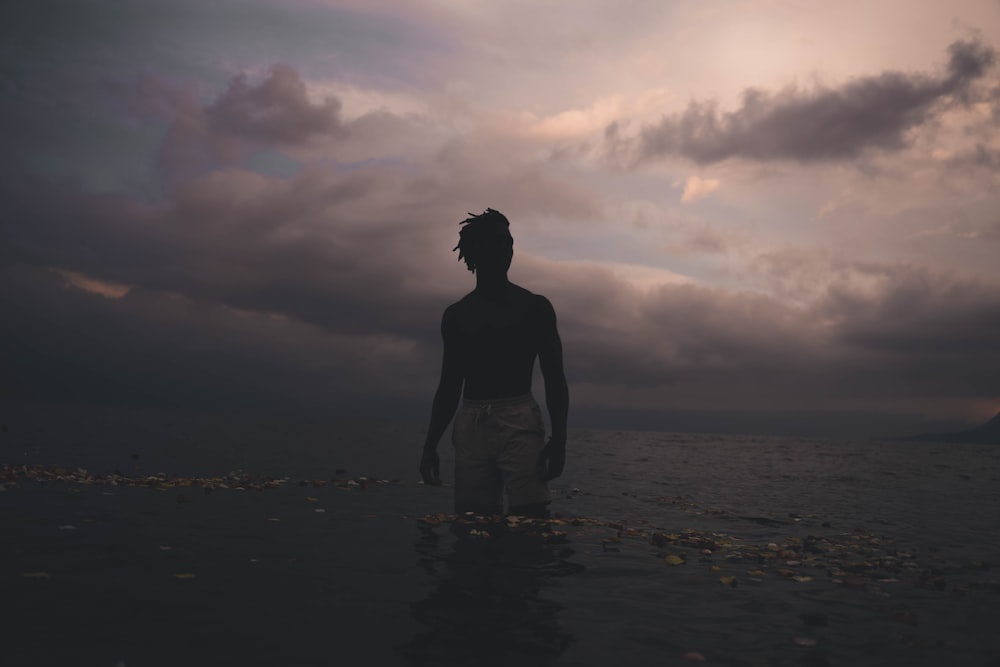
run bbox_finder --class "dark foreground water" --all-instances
[1,404,998,666]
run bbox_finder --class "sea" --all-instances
[1,403,998,666]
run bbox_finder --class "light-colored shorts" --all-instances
[451,393,550,514]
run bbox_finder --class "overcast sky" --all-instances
[2,0,999,437]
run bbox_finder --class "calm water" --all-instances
[565,430,1000,553]
[2,406,999,666]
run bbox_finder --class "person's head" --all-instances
[453,208,513,277]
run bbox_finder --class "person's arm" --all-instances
[419,308,463,485]
[536,296,568,481]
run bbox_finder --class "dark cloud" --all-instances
[159,66,349,187]
[625,38,996,164]
[1,168,448,344]
[205,64,346,146]
[4,180,1000,433]
[516,254,1000,415]
[3,60,999,436]
[2,57,601,340]
[822,264,1000,359]
[0,263,431,412]
[962,144,1000,170]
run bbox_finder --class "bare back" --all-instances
[443,283,555,400]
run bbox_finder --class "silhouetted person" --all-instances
[420,208,569,516]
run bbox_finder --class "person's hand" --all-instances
[537,437,566,482]
[419,449,442,486]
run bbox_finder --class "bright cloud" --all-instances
[679,176,721,204]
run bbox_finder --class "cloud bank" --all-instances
[623,39,997,164]
[2,4,999,437]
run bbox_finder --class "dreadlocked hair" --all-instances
[453,208,512,273]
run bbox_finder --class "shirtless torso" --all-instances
[420,280,568,511]
[447,284,550,399]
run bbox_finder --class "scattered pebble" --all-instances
[4,462,981,602]
[0,463,400,492]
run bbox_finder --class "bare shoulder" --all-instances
[508,283,556,320]
[506,282,541,301]
[441,296,472,335]
[444,291,476,315]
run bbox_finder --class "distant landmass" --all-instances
[892,411,1000,444]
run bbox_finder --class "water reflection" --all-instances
[402,520,583,665]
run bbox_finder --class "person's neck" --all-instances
[475,273,510,299]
